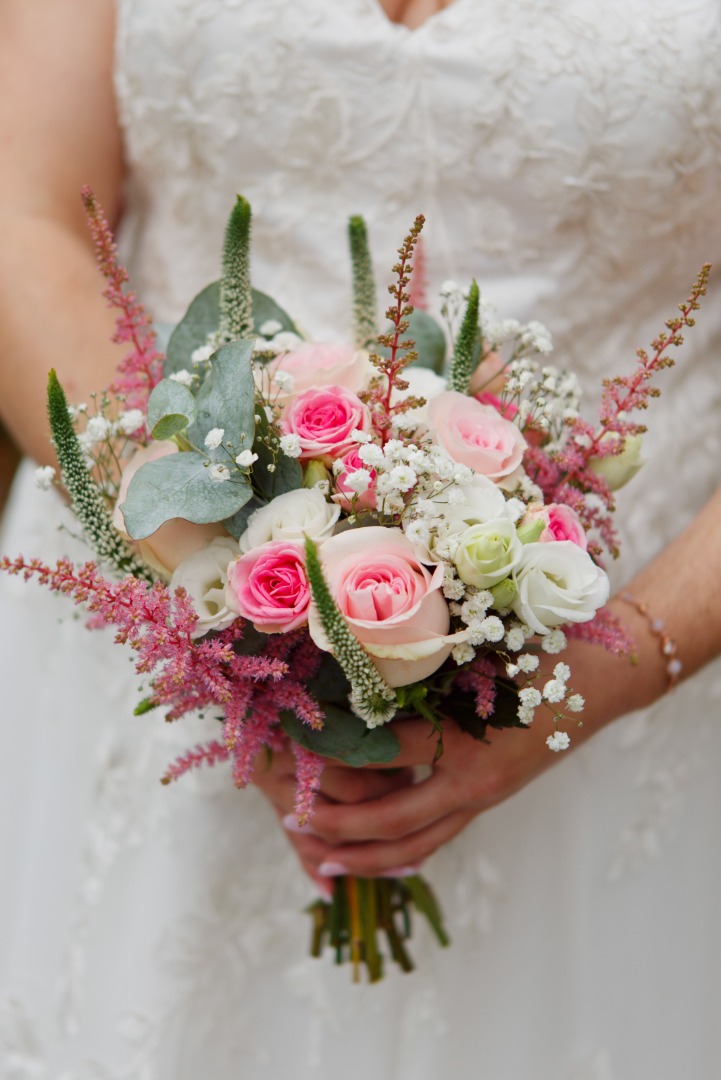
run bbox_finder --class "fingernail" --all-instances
[315,879,335,901]
[318,861,351,877]
[378,864,423,878]
[282,813,318,835]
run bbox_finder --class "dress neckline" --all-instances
[369,0,460,34]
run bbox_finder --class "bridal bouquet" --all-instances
[2,191,709,981]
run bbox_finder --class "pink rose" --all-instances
[226,540,310,633]
[114,441,228,579]
[281,385,371,463]
[427,391,526,482]
[267,342,371,399]
[307,527,467,688]
[522,503,588,550]
[332,448,378,512]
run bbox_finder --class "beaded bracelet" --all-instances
[619,592,682,691]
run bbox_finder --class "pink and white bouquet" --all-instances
[3,191,709,981]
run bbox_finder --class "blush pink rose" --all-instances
[428,391,526,482]
[332,448,378,512]
[267,342,371,399]
[225,540,310,633]
[281,385,371,463]
[522,503,588,550]
[307,527,467,687]
[114,441,228,579]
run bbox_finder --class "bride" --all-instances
[2,0,721,1076]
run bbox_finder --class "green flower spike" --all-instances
[449,279,480,394]
[348,215,378,352]
[47,370,152,581]
[304,536,396,727]
[219,195,254,342]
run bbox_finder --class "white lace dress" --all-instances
[2,1,721,1077]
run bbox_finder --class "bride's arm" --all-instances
[267,483,721,880]
[0,0,124,464]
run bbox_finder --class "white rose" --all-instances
[169,536,240,637]
[453,518,523,589]
[239,488,341,553]
[511,540,610,635]
[442,474,511,533]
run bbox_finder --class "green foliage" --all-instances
[46,370,151,580]
[147,379,197,440]
[449,279,480,393]
[219,195,253,341]
[187,339,256,453]
[348,215,378,350]
[121,450,253,539]
[280,705,400,767]
[250,404,302,501]
[165,281,298,378]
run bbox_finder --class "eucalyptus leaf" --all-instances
[147,379,197,440]
[165,281,299,377]
[165,282,221,378]
[187,339,256,454]
[222,494,265,540]
[306,655,352,704]
[251,289,299,337]
[121,450,253,539]
[280,706,400,767]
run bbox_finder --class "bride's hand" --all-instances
[278,626,653,880]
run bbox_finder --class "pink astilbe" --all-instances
[566,607,634,657]
[0,554,331,812]
[81,187,164,411]
[526,265,711,561]
[161,740,230,785]
[455,655,497,720]
[291,743,325,825]
[407,235,429,312]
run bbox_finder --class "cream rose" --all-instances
[453,519,523,589]
[511,541,610,635]
[307,527,467,687]
[170,536,240,637]
[114,441,228,579]
[239,488,341,553]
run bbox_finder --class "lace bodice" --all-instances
[115,0,721,571]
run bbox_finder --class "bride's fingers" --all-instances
[317,806,477,878]
[305,768,461,844]
[318,764,416,803]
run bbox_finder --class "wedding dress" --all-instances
[2,1,721,1077]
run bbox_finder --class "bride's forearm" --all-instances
[604,483,721,716]
[0,0,123,464]
[0,215,123,465]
